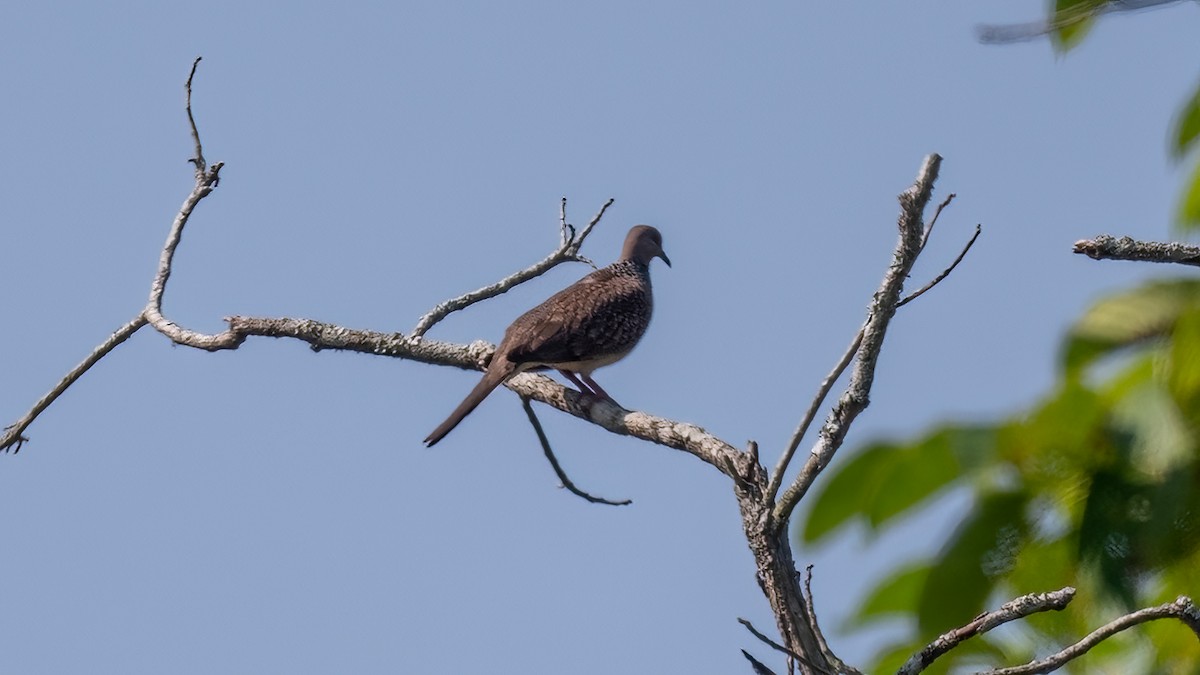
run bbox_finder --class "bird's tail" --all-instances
[424,366,510,447]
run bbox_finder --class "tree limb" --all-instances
[1,314,148,453]
[897,587,1076,675]
[1073,234,1200,267]
[771,153,943,530]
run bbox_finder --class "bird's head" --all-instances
[623,225,671,268]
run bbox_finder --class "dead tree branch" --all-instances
[1073,234,1200,267]
[2,64,1008,675]
[898,587,1076,675]
[520,397,631,506]
[772,154,942,530]
[409,199,612,338]
[897,224,982,308]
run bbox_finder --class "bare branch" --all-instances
[741,649,780,675]
[976,0,1189,45]
[1,314,148,452]
[897,224,982,308]
[409,198,613,338]
[214,315,747,474]
[918,193,956,252]
[898,587,1076,675]
[802,566,863,675]
[768,317,867,504]
[520,397,631,506]
[185,56,206,172]
[982,595,1200,675]
[1073,234,1200,267]
[737,619,824,674]
[145,57,229,349]
[772,154,943,529]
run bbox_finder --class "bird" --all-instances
[424,225,670,447]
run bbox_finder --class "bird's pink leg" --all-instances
[558,370,596,396]
[581,374,620,407]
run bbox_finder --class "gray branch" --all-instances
[898,587,1076,675]
[408,198,612,339]
[520,396,632,506]
[771,154,942,530]
[982,595,1200,675]
[1073,234,1200,267]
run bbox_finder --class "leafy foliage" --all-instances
[803,278,1200,672]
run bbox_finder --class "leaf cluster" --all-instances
[803,279,1200,673]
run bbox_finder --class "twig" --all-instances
[185,56,205,172]
[1,315,148,452]
[768,317,868,505]
[976,0,1187,45]
[918,193,956,252]
[737,618,822,673]
[897,587,1076,675]
[802,566,864,675]
[741,649,779,675]
[4,57,228,451]
[408,197,613,338]
[1073,234,1200,267]
[520,397,631,506]
[559,196,570,246]
[897,224,982,308]
[772,154,943,530]
[144,57,230,349]
[983,595,1200,675]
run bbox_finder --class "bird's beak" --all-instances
[659,250,672,267]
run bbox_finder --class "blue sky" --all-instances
[2,2,1197,673]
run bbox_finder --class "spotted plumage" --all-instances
[424,225,670,447]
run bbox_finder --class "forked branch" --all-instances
[900,587,1200,675]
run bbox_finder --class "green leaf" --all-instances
[1109,381,1192,479]
[868,426,995,529]
[917,490,1028,638]
[1172,80,1200,160]
[1168,308,1200,408]
[1061,279,1200,373]
[1177,158,1200,230]
[1050,0,1106,52]
[800,442,896,543]
[1078,470,1142,607]
[849,562,930,627]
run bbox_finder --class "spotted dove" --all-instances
[423,225,670,446]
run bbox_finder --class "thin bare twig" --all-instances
[520,397,631,506]
[984,595,1200,675]
[185,56,205,172]
[897,224,982,308]
[1073,234,1200,267]
[741,649,779,675]
[898,587,1076,675]
[409,197,613,338]
[4,57,229,451]
[772,154,942,530]
[0,314,148,452]
[768,316,868,505]
[976,0,1189,44]
[559,196,570,246]
[737,618,824,673]
[802,566,864,675]
[918,193,956,252]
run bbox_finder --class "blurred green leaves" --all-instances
[802,277,1200,670]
